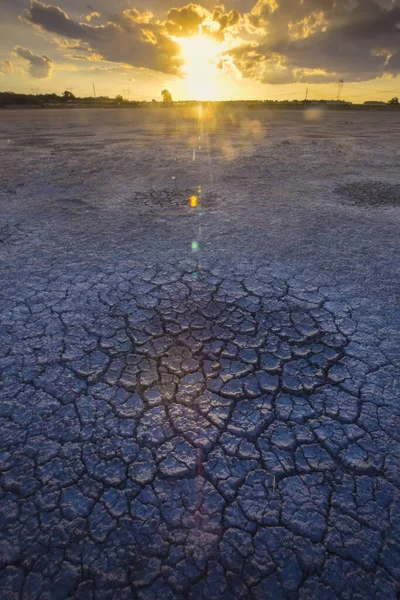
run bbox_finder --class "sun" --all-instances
[179,36,221,69]
[178,36,223,100]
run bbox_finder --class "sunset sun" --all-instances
[178,35,224,100]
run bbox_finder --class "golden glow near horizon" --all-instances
[178,36,225,100]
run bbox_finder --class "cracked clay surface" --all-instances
[0,108,399,599]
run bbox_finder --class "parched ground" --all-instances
[0,107,399,599]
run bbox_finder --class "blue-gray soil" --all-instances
[0,108,399,599]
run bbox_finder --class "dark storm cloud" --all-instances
[25,1,184,75]
[231,0,400,83]
[14,46,53,77]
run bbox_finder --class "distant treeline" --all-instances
[0,91,141,107]
[0,91,399,109]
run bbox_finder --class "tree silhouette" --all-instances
[388,97,399,105]
[62,90,75,102]
[161,89,173,103]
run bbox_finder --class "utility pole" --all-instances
[92,83,96,99]
[305,87,309,102]
[337,78,344,101]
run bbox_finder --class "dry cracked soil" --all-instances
[0,107,399,599]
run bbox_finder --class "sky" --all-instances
[0,0,399,102]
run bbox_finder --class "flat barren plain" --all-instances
[0,107,399,599]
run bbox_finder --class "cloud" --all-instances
[164,3,242,42]
[81,65,136,75]
[0,60,13,75]
[85,12,101,22]
[20,0,400,85]
[213,8,240,32]
[387,51,400,71]
[25,1,184,75]
[63,53,101,61]
[24,1,242,72]
[25,2,84,38]
[14,46,53,78]
[165,4,208,36]
[229,0,400,83]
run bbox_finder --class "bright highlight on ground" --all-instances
[178,36,223,100]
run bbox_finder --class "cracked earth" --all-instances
[0,108,399,599]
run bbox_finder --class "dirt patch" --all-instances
[14,136,54,147]
[130,189,218,209]
[335,181,400,207]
